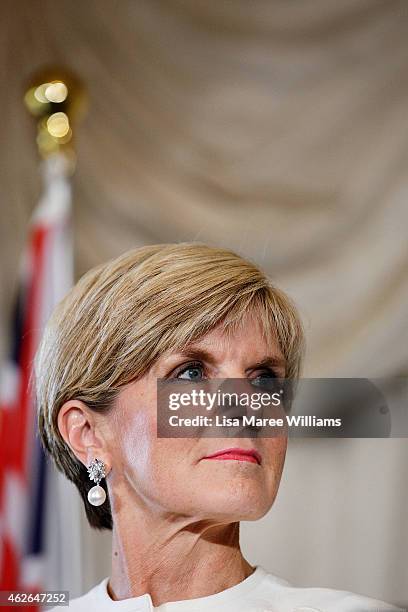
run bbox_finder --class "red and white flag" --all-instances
[0,154,82,605]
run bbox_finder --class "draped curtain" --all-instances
[1,0,407,605]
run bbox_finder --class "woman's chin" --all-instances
[191,491,273,523]
[200,505,271,523]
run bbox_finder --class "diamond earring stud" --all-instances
[87,458,107,506]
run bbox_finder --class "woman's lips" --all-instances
[201,447,262,465]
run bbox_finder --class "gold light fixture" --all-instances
[24,67,87,159]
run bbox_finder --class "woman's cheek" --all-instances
[119,408,153,479]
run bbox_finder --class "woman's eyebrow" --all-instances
[166,350,286,370]
[173,347,218,365]
[250,356,286,372]
[152,347,217,375]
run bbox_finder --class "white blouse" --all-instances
[54,566,403,611]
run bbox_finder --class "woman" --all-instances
[36,243,401,611]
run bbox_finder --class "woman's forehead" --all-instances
[158,318,284,367]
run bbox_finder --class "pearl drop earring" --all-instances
[87,458,107,506]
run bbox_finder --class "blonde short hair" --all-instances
[35,243,304,529]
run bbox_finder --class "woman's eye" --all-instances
[176,364,205,381]
[250,370,277,387]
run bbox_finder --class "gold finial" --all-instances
[24,67,87,160]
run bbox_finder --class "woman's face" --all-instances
[103,313,287,523]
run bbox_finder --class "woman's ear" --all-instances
[57,400,111,470]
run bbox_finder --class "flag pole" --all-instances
[23,68,87,597]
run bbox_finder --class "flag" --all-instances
[0,154,82,607]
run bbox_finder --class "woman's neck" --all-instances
[108,511,253,606]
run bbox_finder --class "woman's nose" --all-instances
[216,365,246,379]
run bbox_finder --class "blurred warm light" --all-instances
[37,127,56,155]
[24,87,45,115]
[45,81,68,103]
[34,83,50,103]
[24,68,87,157]
[58,127,72,144]
[47,112,70,137]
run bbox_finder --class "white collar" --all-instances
[93,566,269,611]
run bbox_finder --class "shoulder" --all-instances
[49,578,107,611]
[256,567,404,612]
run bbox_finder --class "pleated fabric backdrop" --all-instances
[1,0,407,605]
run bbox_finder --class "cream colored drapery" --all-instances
[1,0,407,606]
